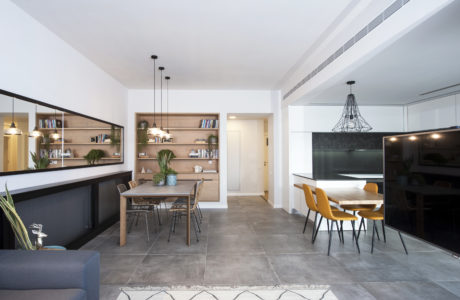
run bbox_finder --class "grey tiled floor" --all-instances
[81,197,460,299]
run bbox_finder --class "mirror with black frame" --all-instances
[0,90,123,174]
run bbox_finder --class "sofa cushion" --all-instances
[0,288,86,300]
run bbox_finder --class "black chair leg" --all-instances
[399,231,409,255]
[375,224,381,241]
[340,220,344,244]
[381,220,386,243]
[311,212,318,242]
[357,217,364,239]
[371,220,376,254]
[335,221,342,243]
[156,205,162,226]
[192,212,199,242]
[328,220,334,256]
[313,216,323,244]
[144,213,150,242]
[327,219,330,233]
[168,212,175,242]
[194,211,201,233]
[352,220,360,254]
[303,209,311,234]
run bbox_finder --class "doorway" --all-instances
[227,114,270,202]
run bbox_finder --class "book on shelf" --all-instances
[203,170,217,173]
[38,119,63,129]
[199,119,219,129]
[90,134,110,143]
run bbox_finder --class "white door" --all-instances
[227,130,240,191]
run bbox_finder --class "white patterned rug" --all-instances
[116,285,337,300]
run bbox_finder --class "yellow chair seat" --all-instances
[341,204,376,211]
[331,210,358,221]
[358,210,383,221]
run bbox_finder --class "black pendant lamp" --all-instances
[4,97,23,136]
[164,76,171,140]
[29,104,43,138]
[148,55,162,136]
[51,109,60,140]
[158,66,166,138]
[332,81,372,132]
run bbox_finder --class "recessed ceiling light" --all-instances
[389,137,397,142]
[431,133,441,139]
[229,116,236,119]
[408,136,417,141]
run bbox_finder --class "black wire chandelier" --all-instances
[332,81,372,132]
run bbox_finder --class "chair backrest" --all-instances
[194,179,205,207]
[128,180,138,189]
[302,184,318,212]
[315,187,335,220]
[363,182,378,194]
[117,183,127,194]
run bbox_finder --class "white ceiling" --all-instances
[12,0,352,90]
[296,0,460,106]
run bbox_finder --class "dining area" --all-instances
[118,179,204,247]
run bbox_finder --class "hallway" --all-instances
[82,197,460,299]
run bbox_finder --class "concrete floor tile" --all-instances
[361,281,460,300]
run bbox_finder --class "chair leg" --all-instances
[381,220,386,243]
[335,221,342,243]
[328,220,334,256]
[192,213,200,242]
[352,220,360,254]
[375,224,381,241]
[357,217,364,239]
[371,220,376,254]
[340,220,344,244]
[311,212,318,242]
[303,209,311,234]
[327,219,330,233]
[168,212,175,242]
[145,213,150,242]
[135,213,140,227]
[197,203,203,221]
[313,216,323,244]
[193,211,201,233]
[156,205,162,226]
[398,231,409,255]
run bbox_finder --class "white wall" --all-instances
[227,119,265,196]
[127,89,281,208]
[0,1,128,191]
[407,93,460,131]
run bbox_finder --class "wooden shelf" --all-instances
[165,128,218,131]
[136,172,218,175]
[137,143,210,146]
[39,128,111,130]
[42,143,114,146]
[138,158,218,160]
[49,158,120,160]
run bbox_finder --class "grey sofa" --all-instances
[0,250,100,300]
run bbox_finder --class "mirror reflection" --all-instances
[0,91,123,173]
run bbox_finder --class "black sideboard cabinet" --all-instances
[0,171,131,249]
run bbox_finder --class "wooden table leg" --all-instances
[120,195,127,246]
[187,194,191,246]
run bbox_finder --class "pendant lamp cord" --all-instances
[153,57,156,125]
[11,97,14,124]
[166,77,169,130]
[159,67,164,128]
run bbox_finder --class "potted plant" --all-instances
[110,125,121,152]
[0,186,35,250]
[153,149,177,186]
[84,149,105,165]
[30,152,50,169]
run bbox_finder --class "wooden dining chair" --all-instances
[168,179,204,242]
[117,183,151,241]
[128,180,163,226]
[315,187,360,256]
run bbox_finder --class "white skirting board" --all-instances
[227,192,264,196]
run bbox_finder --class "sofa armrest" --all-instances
[0,250,100,300]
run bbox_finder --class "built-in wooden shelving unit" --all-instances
[135,113,220,202]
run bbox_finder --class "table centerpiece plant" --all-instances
[153,149,177,186]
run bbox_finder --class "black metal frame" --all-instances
[0,88,125,176]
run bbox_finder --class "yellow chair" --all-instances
[357,205,385,254]
[316,187,360,256]
[302,184,338,243]
[340,183,378,214]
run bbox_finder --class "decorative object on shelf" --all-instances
[207,134,219,158]
[138,152,149,158]
[29,223,47,249]
[51,110,61,140]
[138,120,149,130]
[195,138,207,144]
[153,149,177,186]
[83,149,105,165]
[203,169,217,173]
[146,168,153,174]
[138,120,149,150]
[111,152,121,158]
[4,97,23,136]
[30,151,50,169]
[148,55,162,136]
[194,165,203,173]
[110,125,121,151]
[29,104,43,138]
[141,167,146,174]
[0,186,35,250]
[62,149,73,158]
[332,81,372,132]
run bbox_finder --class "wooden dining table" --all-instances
[294,183,383,205]
[120,181,196,246]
